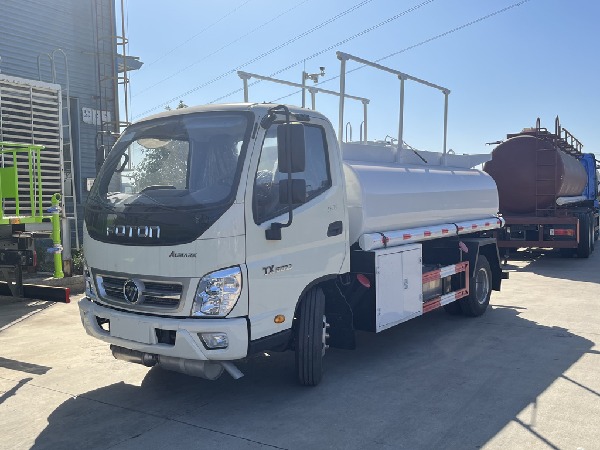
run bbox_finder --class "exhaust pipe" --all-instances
[158,355,223,381]
[110,345,244,380]
[111,345,157,367]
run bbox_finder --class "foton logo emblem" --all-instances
[107,225,161,238]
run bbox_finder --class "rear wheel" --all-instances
[589,213,595,252]
[460,255,492,317]
[295,287,327,386]
[576,213,592,258]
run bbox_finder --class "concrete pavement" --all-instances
[0,249,599,449]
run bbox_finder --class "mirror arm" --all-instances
[265,105,294,241]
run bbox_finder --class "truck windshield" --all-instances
[85,111,253,246]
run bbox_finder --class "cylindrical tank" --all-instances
[343,161,499,245]
[483,134,587,214]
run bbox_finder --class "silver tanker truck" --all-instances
[78,53,506,386]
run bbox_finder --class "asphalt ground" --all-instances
[0,249,598,449]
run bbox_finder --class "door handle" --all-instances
[327,221,343,237]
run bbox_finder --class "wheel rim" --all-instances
[474,267,490,305]
[321,315,329,357]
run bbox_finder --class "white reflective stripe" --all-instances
[455,217,504,235]
[440,292,457,306]
[359,216,504,250]
[359,223,456,250]
[440,265,457,278]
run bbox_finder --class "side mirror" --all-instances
[279,179,306,204]
[277,123,305,173]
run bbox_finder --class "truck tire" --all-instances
[295,287,327,386]
[576,214,591,258]
[589,213,595,252]
[460,255,492,317]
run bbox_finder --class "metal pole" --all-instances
[50,193,64,278]
[362,100,368,142]
[338,57,347,148]
[310,90,316,110]
[120,0,129,125]
[243,78,248,102]
[397,76,405,162]
[301,71,307,108]
[443,90,449,155]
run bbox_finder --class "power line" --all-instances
[208,0,438,104]
[265,0,533,104]
[143,0,254,69]
[134,0,376,118]
[134,0,312,98]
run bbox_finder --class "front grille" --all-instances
[96,275,183,309]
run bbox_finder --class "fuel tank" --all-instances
[342,142,499,245]
[483,134,587,214]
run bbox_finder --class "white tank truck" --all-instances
[79,52,507,386]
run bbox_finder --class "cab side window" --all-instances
[253,124,331,224]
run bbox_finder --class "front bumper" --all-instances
[78,297,249,361]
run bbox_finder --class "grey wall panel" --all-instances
[0,0,118,237]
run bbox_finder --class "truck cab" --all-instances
[80,104,348,382]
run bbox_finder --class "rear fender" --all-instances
[461,238,504,291]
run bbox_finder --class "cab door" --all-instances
[244,117,347,340]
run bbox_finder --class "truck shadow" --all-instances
[0,296,52,330]
[32,306,593,450]
[502,248,600,284]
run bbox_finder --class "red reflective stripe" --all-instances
[422,269,442,283]
[442,229,449,234]
[424,231,432,237]
[403,234,411,240]
[485,222,490,226]
[423,298,441,313]
[458,226,464,231]
[472,224,478,229]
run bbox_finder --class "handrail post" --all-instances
[362,100,369,142]
[301,71,307,108]
[238,72,252,102]
[307,87,317,110]
[442,89,450,156]
[338,55,347,149]
[397,75,406,162]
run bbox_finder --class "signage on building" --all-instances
[82,107,111,125]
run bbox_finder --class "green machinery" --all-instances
[0,141,68,301]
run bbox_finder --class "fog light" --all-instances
[199,332,229,349]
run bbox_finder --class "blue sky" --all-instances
[121,0,599,157]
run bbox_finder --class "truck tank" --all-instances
[342,142,499,245]
[483,132,587,214]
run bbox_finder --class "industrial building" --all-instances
[0,0,134,271]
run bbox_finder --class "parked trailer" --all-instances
[484,118,599,258]
[78,53,506,386]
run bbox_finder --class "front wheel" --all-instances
[460,255,492,317]
[295,287,327,386]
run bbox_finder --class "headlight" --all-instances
[192,267,242,317]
